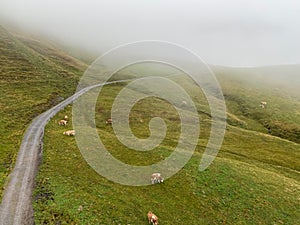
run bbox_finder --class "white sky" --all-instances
[1,0,300,66]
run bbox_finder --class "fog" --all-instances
[1,0,300,66]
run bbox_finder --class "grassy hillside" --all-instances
[213,65,300,143]
[33,64,300,224]
[0,26,86,200]
[0,26,298,223]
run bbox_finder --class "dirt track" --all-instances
[0,80,127,225]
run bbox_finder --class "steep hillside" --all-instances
[33,63,299,224]
[0,27,299,223]
[0,26,86,199]
[213,65,300,143]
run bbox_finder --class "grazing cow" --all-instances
[151,173,164,184]
[260,101,267,108]
[147,211,158,225]
[64,115,68,120]
[105,118,113,124]
[63,130,75,136]
[58,119,67,126]
[78,205,83,211]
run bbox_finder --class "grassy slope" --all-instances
[33,64,300,224]
[0,26,86,200]
[213,65,300,143]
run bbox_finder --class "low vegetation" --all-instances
[0,26,86,200]
[1,27,299,224]
[214,66,300,143]
[34,65,299,224]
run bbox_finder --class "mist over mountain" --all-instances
[1,0,300,66]
[0,14,299,224]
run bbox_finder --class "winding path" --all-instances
[0,80,128,225]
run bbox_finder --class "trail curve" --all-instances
[0,80,129,225]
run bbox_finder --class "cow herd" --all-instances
[59,116,114,136]
[58,115,75,136]
[147,173,164,224]
[58,115,163,224]
[54,98,270,223]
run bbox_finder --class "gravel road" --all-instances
[0,80,128,225]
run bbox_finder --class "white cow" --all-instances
[58,119,67,126]
[63,130,75,136]
[260,101,267,108]
[151,173,164,184]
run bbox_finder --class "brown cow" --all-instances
[147,211,158,225]
[58,119,67,126]
[105,118,113,124]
